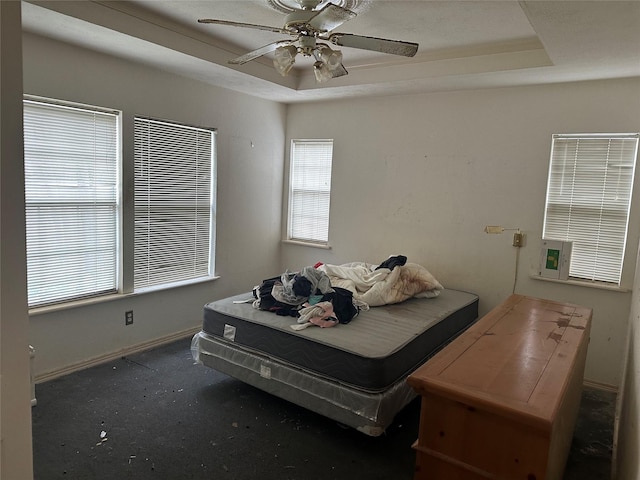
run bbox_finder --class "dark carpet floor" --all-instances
[32,336,616,480]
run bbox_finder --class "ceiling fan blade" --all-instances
[328,33,418,57]
[228,40,295,65]
[307,3,356,32]
[198,18,289,35]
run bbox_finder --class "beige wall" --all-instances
[22,32,287,379]
[615,246,640,479]
[283,78,640,388]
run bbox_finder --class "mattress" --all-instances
[200,288,479,392]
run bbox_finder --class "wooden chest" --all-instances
[407,294,592,480]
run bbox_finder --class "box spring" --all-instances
[191,331,418,436]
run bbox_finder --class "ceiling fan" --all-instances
[198,0,419,83]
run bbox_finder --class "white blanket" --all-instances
[318,262,443,307]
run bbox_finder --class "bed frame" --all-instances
[192,288,478,436]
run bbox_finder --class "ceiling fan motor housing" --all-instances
[298,0,323,10]
[284,10,320,33]
[297,34,317,56]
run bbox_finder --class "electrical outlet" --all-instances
[125,310,134,326]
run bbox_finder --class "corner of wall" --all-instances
[612,243,640,479]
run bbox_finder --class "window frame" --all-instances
[541,132,639,287]
[133,116,217,292]
[23,95,121,308]
[286,139,334,247]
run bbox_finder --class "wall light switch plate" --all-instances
[513,232,524,247]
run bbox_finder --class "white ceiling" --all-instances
[21,0,640,104]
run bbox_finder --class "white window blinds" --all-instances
[543,133,639,284]
[288,139,333,244]
[23,99,119,307]
[134,117,215,290]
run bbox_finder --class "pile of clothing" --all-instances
[252,265,360,329]
[252,255,442,329]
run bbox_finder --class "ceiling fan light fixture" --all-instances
[312,44,345,82]
[313,60,333,83]
[273,44,298,76]
[319,45,343,70]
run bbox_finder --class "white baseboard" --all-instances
[34,326,201,384]
[33,333,621,394]
[584,379,618,394]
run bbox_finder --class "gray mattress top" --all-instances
[205,288,478,359]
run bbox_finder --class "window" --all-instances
[542,133,639,284]
[134,117,215,290]
[287,139,333,245]
[23,98,120,307]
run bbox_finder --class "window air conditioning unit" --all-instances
[539,239,573,280]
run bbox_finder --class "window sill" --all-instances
[282,239,332,250]
[29,275,220,316]
[530,274,630,293]
[133,275,220,295]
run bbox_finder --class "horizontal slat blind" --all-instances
[288,140,333,243]
[134,118,214,290]
[543,134,639,284]
[23,99,119,307]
